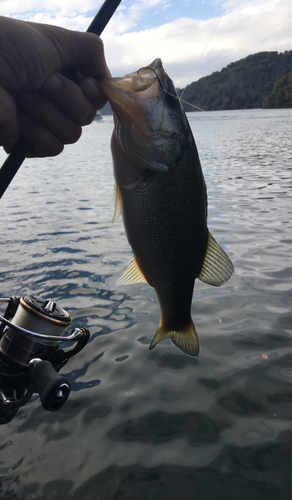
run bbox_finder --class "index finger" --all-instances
[40,72,100,124]
[38,26,110,79]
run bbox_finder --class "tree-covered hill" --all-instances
[263,72,292,108]
[178,51,292,111]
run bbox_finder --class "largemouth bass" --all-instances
[101,59,234,356]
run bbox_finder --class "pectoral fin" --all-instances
[117,257,148,285]
[198,232,234,286]
[149,319,199,357]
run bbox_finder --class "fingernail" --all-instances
[81,78,100,101]
[42,73,62,93]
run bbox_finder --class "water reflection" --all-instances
[108,411,225,444]
[219,391,264,415]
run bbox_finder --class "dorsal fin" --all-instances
[198,232,234,286]
[112,184,122,222]
[117,257,148,285]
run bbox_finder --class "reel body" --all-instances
[0,295,90,423]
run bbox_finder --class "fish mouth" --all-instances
[132,58,165,94]
[100,59,165,121]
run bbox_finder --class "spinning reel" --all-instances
[0,295,90,424]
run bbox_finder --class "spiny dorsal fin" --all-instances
[149,319,199,357]
[198,232,234,286]
[117,257,148,285]
[112,184,122,222]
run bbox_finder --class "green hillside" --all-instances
[263,72,292,108]
[178,51,292,111]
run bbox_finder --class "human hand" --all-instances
[0,16,110,157]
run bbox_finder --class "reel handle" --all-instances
[29,359,71,411]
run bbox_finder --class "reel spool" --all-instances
[0,295,90,424]
[1,296,72,366]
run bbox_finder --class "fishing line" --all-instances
[8,299,69,341]
[179,0,231,101]
[164,90,205,112]
[137,66,204,111]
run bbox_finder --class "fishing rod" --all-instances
[0,0,122,199]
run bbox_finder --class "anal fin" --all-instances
[117,256,148,285]
[198,232,234,286]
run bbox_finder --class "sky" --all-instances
[0,0,291,88]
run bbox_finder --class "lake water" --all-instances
[0,108,291,499]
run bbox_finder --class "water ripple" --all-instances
[0,110,291,499]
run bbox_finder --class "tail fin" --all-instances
[149,319,199,357]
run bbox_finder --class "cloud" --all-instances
[0,0,101,15]
[0,0,291,87]
[102,0,292,86]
